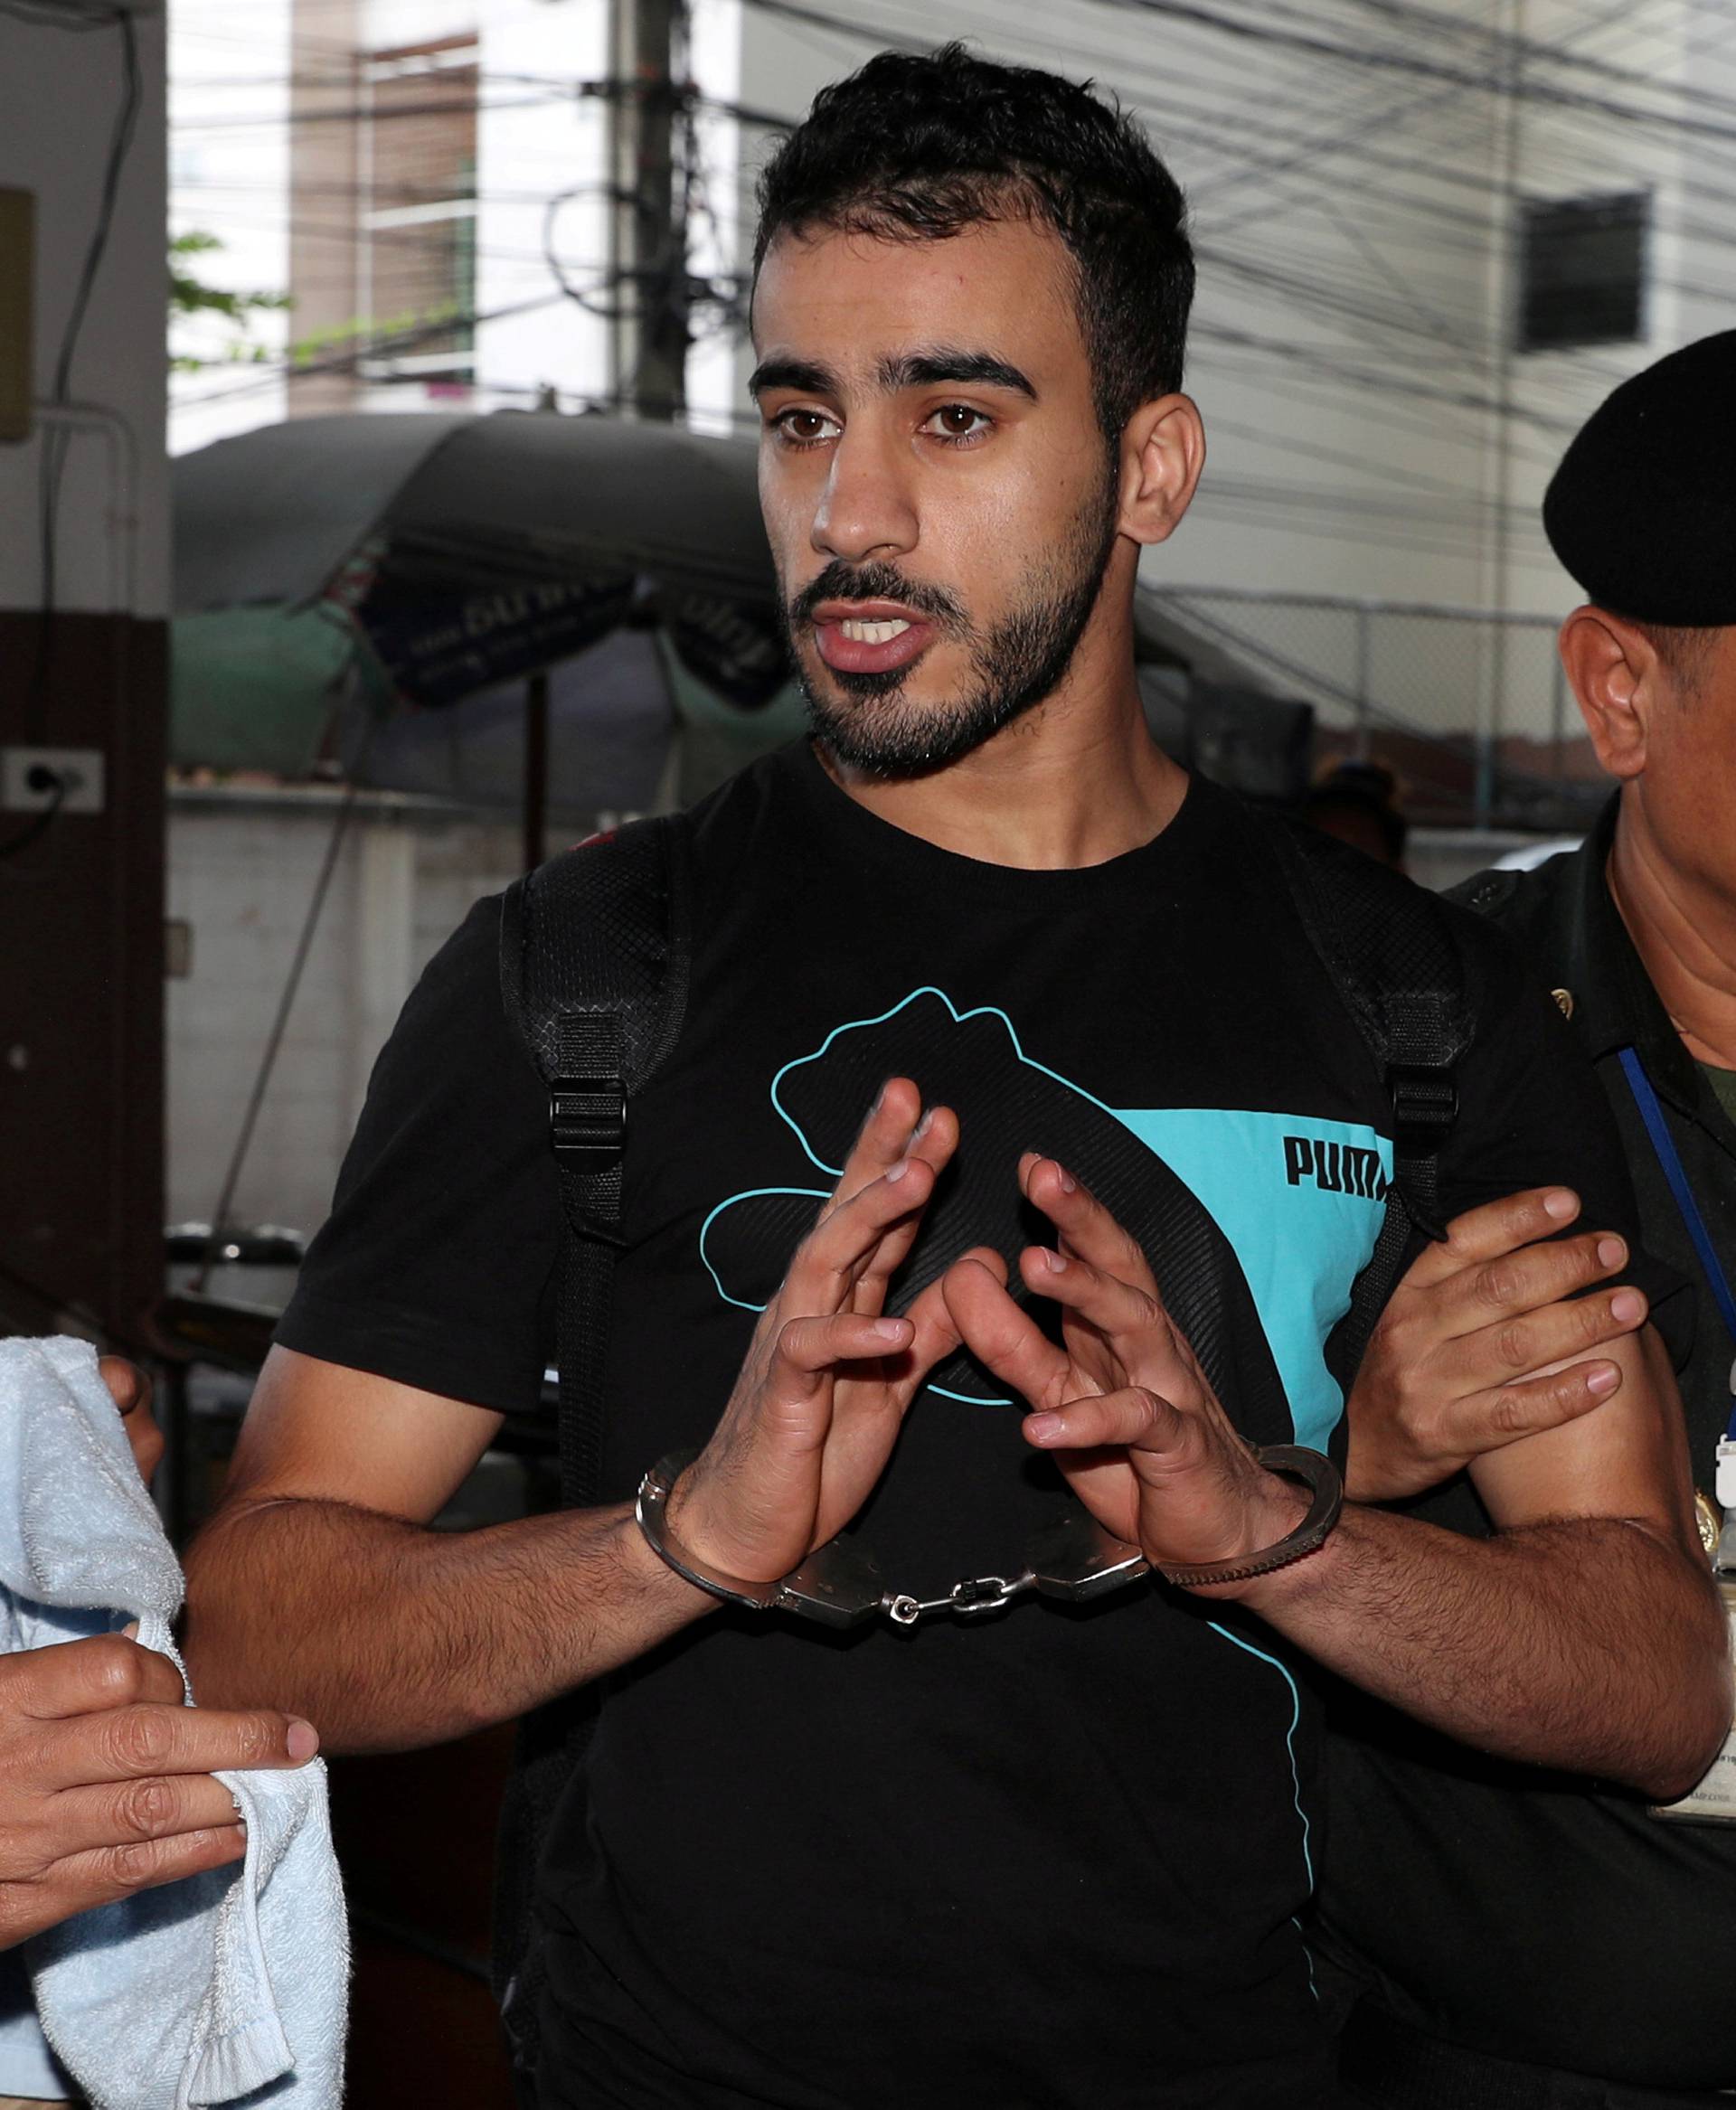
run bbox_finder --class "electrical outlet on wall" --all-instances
[0,748,106,815]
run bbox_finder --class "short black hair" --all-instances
[752,44,1194,442]
[1630,619,1722,701]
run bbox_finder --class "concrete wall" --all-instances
[165,787,523,1239]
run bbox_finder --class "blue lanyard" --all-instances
[1618,1045,1736,1435]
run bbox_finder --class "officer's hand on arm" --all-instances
[1344,1187,1647,1502]
[186,1081,963,1753]
[946,1154,1728,1797]
[0,1635,316,1948]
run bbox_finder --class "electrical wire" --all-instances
[16,2,141,758]
[0,0,145,27]
[0,775,67,862]
[713,0,1732,404]
[1306,0,1736,122]
[171,287,578,410]
[193,705,375,1287]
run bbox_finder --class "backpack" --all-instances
[487,795,1471,2087]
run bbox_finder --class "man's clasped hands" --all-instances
[662,1077,1649,1602]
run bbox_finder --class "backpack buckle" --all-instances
[1387,1062,1458,1158]
[550,1075,627,1166]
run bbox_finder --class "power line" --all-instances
[172,289,575,408]
[1076,0,1736,146]
[738,0,1736,152]
[1326,0,1736,122]
[17,2,142,744]
[714,0,1736,371]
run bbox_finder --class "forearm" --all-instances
[183,1494,712,1755]
[1241,1503,1731,1796]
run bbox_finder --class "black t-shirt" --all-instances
[279,743,1651,2110]
[1318,834,1730,2093]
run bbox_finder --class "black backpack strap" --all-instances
[1260,813,1474,1384]
[490,815,692,2089]
[500,815,693,1496]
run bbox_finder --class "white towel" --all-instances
[0,1337,347,2109]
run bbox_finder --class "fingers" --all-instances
[1403,1187,1582,1292]
[826,1078,927,1218]
[39,1700,317,1791]
[940,1255,1070,1410]
[722,1310,915,1490]
[0,1634,184,1722]
[782,1154,938,1320]
[770,1312,913,1389]
[1023,1385,1184,1457]
[99,1360,165,1483]
[854,1104,959,1316]
[810,1279,963,1546]
[1018,1245,1159,1340]
[691,1152,947,1581]
[1458,1278,1646,1388]
[681,1305,918,1578]
[47,1770,248,1866]
[1018,1156,1160,1298]
[0,1643,292,1945]
[1447,1225,1631,1324]
[956,1244,1008,1288]
[888,1273,965,1390]
[1443,1358,1625,1456]
[27,1823,248,1933]
[98,1356,150,1418]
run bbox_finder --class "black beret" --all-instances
[1542,329,1736,626]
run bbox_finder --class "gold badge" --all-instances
[1552,987,1575,1021]
[1697,1490,1722,1560]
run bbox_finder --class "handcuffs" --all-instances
[635,1443,1343,1631]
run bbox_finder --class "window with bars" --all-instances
[1517,191,1649,353]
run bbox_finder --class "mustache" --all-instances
[788,560,967,633]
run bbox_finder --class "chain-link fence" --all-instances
[1151,587,1599,831]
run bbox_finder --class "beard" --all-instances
[781,466,1121,780]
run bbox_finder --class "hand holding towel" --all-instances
[0,1338,347,2109]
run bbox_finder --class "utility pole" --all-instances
[1477,0,1526,833]
[609,0,690,420]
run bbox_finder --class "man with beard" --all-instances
[182,48,1726,2110]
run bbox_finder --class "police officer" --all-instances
[1324,329,1736,2105]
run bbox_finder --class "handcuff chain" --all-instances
[885,1570,1037,1627]
[636,1445,1342,1629]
